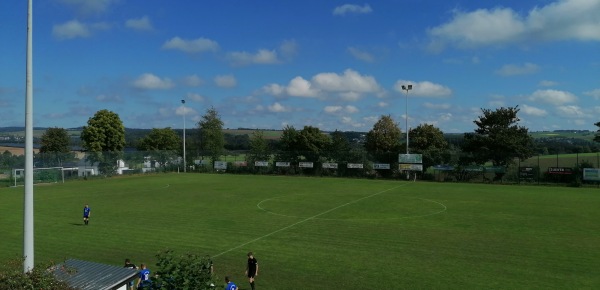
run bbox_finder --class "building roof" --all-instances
[53,259,138,290]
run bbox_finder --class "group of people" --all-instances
[122,252,259,290]
[84,205,259,289]
[226,252,260,290]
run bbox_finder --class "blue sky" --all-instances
[1,0,599,133]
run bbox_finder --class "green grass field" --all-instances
[1,174,599,289]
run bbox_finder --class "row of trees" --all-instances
[29,106,600,178]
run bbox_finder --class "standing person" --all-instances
[245,252,258,290]
[83,204,91,225]
[224,276,237,290]
[136,263,151,289]
[124,258,137,269]
[203,255,214,274]
[124,259,137,289]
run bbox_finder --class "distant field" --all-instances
[0,146,39,155]
[529,131,596,141]
[1,174,599,289]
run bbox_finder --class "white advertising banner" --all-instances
[255,161,269,167]
[373,163,390,169]
[322,163,338,169]
[276,162,290,167]
[347,163,364,169]
[214,161,227,170]
[299,162,314,168]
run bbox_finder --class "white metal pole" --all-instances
[182,100,186,173]
[405,88,409,154]
[24,0,34,273]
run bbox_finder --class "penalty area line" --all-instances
[212,183,407,258]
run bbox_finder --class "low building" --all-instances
[53,259,138,290]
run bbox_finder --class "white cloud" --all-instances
[176,104,196,116]
[53,20,91,39]
[495,63,539,76]
[227,40,298,66]
[183,75,203,87]
[521,104,548,116]
[133,73,174,90]
[162,37,219,53]
[539,80,558,87]
[348,47,375,63]
[227,49,279,66]
[428,0,600,50]
[333,4,373,15]
[393,80,452,97]
[324,106,343,113]
[313,69,381,93]
[556,105,587,118]
[262,84,286,96]
[324,105,359,114]
[423,102,451,110]
[287,77,319,97]
[594,106,600,113]
[263,69,381,100]
[583,88,600,99]
[268,102,290,113]
[529,89,577,105]
[345,105,359,113]
[186,92,205,102]
[125,16,153,31]
[214,75,237,88]
[378,102,388,107]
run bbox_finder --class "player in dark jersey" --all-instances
[245,252,258,290]
[124,259,137,288]
[83,204,91,225]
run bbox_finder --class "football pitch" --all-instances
[1,174,599,289]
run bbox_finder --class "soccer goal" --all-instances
[12,167,65,187]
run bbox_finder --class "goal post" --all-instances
[12,167,65,187]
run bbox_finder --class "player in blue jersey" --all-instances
[136,263,151,289]
[83,204,91,225]
[224,276,238,290]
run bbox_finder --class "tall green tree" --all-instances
[198,107,224,164]
[364,115,402,164]
[594,121,600,143]
[247,130,270,165]
[80,109,126,175]
[137,127,181,171]
[137,127,181,151]
[277,125,300,163]
[327,130,352,162]
[461,106,534,176]
[296,126,330,162]
[39,127,75,167]
[40,127,70,153]
[409,124,450,172]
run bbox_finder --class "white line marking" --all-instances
[213,184,405,258]
[257,194,447,221]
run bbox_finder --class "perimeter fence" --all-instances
[1,150,600,187]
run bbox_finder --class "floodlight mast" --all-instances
[182,99,186,173]
[401,84,412,154]
[24,0,34,273]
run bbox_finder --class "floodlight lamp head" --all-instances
[407,84,413,90]
[181,100,185,104]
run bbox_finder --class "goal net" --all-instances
[12,167,64,187]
